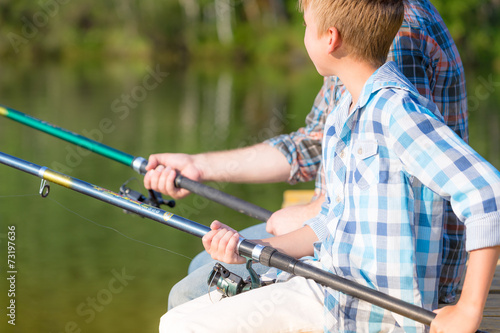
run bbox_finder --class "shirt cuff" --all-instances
[304,214,329,242]
[464,211,500,251]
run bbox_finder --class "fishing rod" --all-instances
[0,151,446,329]
[0,105,273,222]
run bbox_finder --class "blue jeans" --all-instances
[168,223,273,309]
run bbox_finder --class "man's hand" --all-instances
[202,221,246,265]
[143,153,204,199]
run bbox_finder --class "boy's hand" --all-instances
[266,205,310,236]
[266,194,325,236]
[143,153,203,199]
[430,302,482,333]
[202,221,246,265]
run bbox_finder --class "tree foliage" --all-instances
[0,0,498,71]
[433,0,500,71]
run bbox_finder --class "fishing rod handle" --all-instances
[174,174,273,222]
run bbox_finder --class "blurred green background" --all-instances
[0,0,499,332]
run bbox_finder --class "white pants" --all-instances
[159,276,328,333]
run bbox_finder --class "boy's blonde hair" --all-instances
[299,0,404,67]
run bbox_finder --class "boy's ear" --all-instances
[327,27,342,54]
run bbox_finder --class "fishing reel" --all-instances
[207,260,272,297]
[119,178,175,213]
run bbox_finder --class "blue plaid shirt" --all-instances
[306,62,500,333]
[266,0,468,303]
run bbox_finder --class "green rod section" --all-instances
[0,105,135,166]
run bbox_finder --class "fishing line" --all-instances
[0,192,194,260]
[0,193,39,198]
[207,269,218,304]
[48,197,194,260]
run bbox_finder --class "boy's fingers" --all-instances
[218,229,235,253]
[226,233,240,258]
[216,230,240,263]
[202,221,243,262]
[202,221,224,250]
[210,228,228,256]
[203,228,226,251]
[202,230,217,251]
[211,220,223,230]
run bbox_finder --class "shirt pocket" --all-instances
[352,140,379,190]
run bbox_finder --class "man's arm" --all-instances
[431,246,500,333]
[143,143,290,199]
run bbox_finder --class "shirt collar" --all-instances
[355,61,419,110]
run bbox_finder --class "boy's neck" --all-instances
[335,59,379,113]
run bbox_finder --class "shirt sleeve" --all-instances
[303,199,331,242]
[386,96,500,252]
[265,77,344,187]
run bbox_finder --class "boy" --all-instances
[159,0,500,332]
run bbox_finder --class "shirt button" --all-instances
[358,148,363,155]
[335,196,342,203]
[339,150,345,158]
